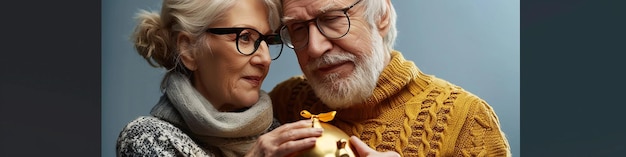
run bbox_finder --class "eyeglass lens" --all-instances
[236,28,283,60]
[281,10,350,49]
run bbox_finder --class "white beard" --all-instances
[306,29,386,109]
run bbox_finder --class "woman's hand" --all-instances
[349,136,400,157]
[245,119,323,157]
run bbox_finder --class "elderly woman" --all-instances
[115,0,323,156]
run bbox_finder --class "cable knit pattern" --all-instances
[269,50,511,157]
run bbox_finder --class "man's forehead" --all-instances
[281,0,340,23]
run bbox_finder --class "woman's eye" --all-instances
[239,32,251,42]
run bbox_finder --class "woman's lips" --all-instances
[243,76,261,87]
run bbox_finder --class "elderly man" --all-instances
[269,0,511,156]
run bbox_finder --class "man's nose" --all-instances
[303,23,332,59]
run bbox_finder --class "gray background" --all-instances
[102,0,519,156]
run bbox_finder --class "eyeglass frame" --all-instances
[206,27,284,60]
[279,0,364,49]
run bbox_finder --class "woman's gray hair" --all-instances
[130,0,281,89]
[131,0,281,71]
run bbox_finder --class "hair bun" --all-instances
[132,10,175,69]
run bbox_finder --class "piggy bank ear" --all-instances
[336,139,350,157]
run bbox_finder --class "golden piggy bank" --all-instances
[289,110,358,157]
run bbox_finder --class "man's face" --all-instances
[281,0,388,108]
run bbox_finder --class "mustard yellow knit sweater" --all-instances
[269,51,511,157]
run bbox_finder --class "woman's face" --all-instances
[191,0,273,111]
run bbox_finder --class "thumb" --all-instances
[349,136,371,156]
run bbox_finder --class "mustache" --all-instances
[306,52,356,70]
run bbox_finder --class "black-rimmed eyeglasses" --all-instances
[279,0,363,50]
[206,27,283,60]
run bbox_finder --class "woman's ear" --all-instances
[177,32,197,71]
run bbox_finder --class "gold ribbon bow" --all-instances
[300,110,336,122]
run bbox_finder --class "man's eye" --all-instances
[319,16,342,22]
[289,23,306,32]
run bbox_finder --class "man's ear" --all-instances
[376,0,392,37]
[177,32,197,71]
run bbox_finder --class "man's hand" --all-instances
[349,136,400,157]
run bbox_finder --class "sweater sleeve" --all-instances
[116,116,211,157]
[454,100,511,157]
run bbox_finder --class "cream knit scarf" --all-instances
[150,72,273,157]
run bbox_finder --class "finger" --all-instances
[275,137,318,157]
[349,136,372,156]
[349,136,401,157]
[280,126,323,142]
[381,151,401,157]
[274,119,314,132]
[270,119,320,139]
